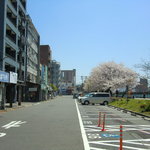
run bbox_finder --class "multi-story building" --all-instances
[40,45,52,100]
[40,64,49,100]
[135,78,148,93]
[25,15,40,102]
[50,60,61,89]
[0,0,27,107]
[60,69,76,95]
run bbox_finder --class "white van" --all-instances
[81,92,112,105]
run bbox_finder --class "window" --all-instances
[95,94,109,97]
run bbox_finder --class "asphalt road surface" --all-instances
[0,96,84,150]
[0,96,150,150]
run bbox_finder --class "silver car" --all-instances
[81,92,112,105]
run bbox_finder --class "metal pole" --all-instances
[101,113,106,131]
[18,49,22,106]
[97,112,101,127]
[119,125,123,150]
[1,83,5,110]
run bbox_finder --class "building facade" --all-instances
[60,69,76,95]
[25,15,40,102]
[0,0,27,107]
[135,78,148,93]
[40,64,49,100]
[40,45,52,100]
[50,60,61,89]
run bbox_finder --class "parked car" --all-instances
[78,93,91,103]
[81,92,112,105]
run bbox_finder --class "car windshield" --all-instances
[84,94,91,97]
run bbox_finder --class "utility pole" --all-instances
[81,76,87,92]
[81,76,84,92]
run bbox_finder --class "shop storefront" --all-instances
[0,71,9,109]
[26,82,40,102]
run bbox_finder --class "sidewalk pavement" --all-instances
[0,99,52,113]
[0,102,35,113]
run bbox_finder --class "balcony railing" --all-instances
[9,0,17,11]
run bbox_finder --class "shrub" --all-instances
[145,104,150,112]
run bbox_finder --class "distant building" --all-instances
[40,45,52,100]
[135,78,148,93]
[50,60,61,88]
[40,45,52,84]
[40,64,49,100]
[60,69,76,94]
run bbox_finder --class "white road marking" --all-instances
[87,133,101,139]
[83,121,93,125]
[0,132,6,138]
[75,100,90,150]
[84,125,150,134]
[89,139,150,150]
[2,121,26,129]
[84,125,150,132]
[140,130,150,134]
[82,118,141,120]
[125,141,150,146]
[82,116,89,118]
[90,148,106,150]
[85,114,129,116]
[107,125,150,127]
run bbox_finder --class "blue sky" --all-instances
[27,0,150,83]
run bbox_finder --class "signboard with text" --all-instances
[29,88,37,92]
[0,71,9,83]
[10,72,18,84]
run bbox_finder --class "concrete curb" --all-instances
[108,105,150,121]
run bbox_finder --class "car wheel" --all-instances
[103,101,108,105]
[84,101,89,105]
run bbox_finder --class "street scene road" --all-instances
[0,96,150,150]
[1,1,150,150]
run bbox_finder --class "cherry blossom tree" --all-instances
[84,61,138,92]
